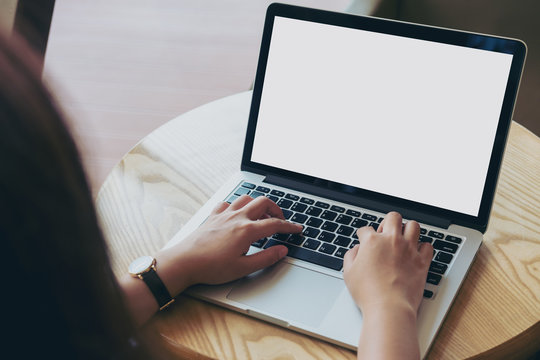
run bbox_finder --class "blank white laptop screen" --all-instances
[251,17,513,217]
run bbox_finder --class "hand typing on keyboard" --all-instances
[153,195,302,295]
[343,212,433,360]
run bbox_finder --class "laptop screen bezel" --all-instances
[241,3,526,233]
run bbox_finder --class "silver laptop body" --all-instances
[165,4,526,358]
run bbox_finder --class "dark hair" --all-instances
[0,33,157,359]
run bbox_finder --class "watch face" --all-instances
[128,256,155,275]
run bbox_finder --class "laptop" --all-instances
[165,3,526,357]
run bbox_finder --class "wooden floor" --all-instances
[44,0,350,195]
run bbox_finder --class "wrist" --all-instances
[153,248,197,298]
[357,299,421,360]
[361,298,418,322]
[121,251,195,326]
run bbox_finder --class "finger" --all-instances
[228,194,254,210]
[355,225,376,242]
[248,217,303,240]
[379,211,402,235]
[343,244,359,273]
[210,201,229,215]
[242,196,285,220]
[418,242,434,268]
[403,220,420,244]
[239,245,288,274]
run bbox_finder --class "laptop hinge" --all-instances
[264,175,451,230]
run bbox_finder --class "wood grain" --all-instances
[96,92,540,360]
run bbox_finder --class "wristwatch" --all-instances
[128,256,175,310]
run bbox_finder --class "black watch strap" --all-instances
[140,268,174,310]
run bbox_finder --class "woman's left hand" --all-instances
[156,195,302,296]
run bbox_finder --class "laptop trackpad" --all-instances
[227,262,343,328]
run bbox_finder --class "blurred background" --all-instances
[2,0,538,196]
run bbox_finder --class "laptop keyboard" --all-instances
[227,182,464,299]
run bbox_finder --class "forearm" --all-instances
[120,274,162,326]
[357,303,420,360]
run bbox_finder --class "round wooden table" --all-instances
[96,91,540,360]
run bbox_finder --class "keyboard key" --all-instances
[306,206,323,216]
[377,217,383,223]
[445,235,463,244]
[318,231,336,242]
[288,234,304,246]
[291,202,308,213]
[270,189,285,197]
[370,222,379,231]
[351,218,368,228]
[429,261,448,275]
[291,213,308,224]
[337,225,354,237]
[435,251,454,264]
[321,221,339,232]
[335,247,349,258]
[303,238,321,250]
[433,240,459,254]
[321,210,337,221]
[334,236,351,247]
[277,199,293,209]
[251,238,267,248]
[264,239,284,247]
[263,239,287,251]
[346,209,361,217]
[350,240,359,248]
[241,182,256,189]
[282,209,293,220]
[362,213,378,221]
[423,289,434,299]
[303,227,320,238]
[272,233,290,241]
[419,235,433,244]
[234,187,251,196]
[428,230,444,239]
[282,244,344,271]
[227,195,238,203]
[250,191,265,198]
[300,197,315,205]
[285,193,300,201]
[335,214,353,225]
[306,217,323,228]
[420,228,427,235]
[315,201,330,209]
[330,205,345,213]
[256,186,270,193]
[319,243,337,255]
[266,195,279,202]
[426,272,442,285]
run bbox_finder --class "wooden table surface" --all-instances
[96,91,540,360]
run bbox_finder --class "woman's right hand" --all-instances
[343,211,433,360]
[343,211,433,313]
